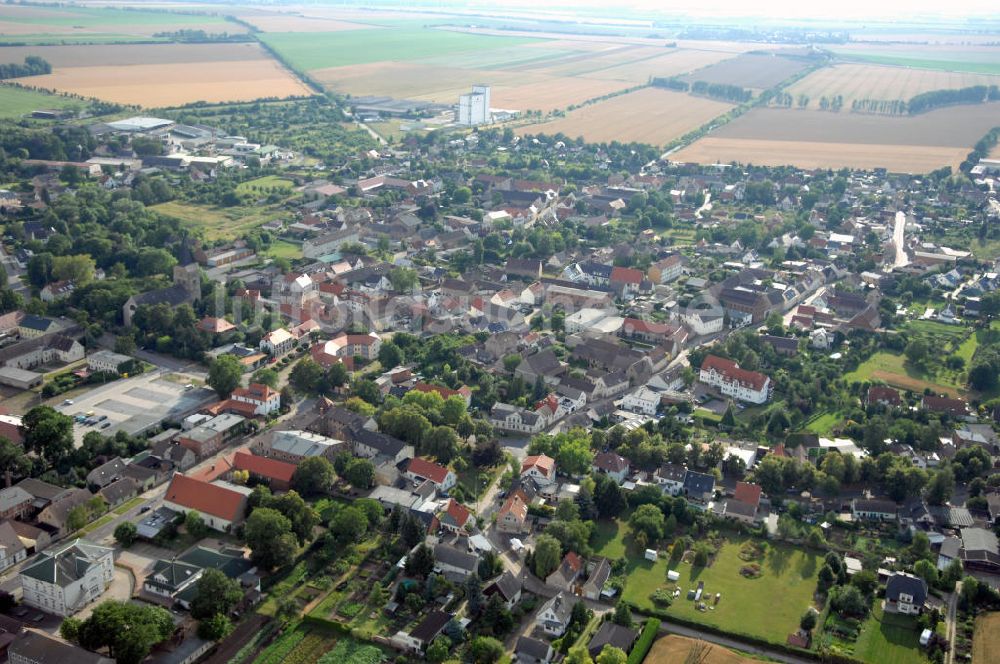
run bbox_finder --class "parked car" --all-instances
[62,399,74,406]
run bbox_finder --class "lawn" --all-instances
[0,85,83,119]
[607,530,821,646]
[972,612,1000,663]
[591,519,628,560]
[151,200,287,242]
[112,496,145,516]
[259,28,540,71]
[805,411,843,435]
[853,603,929,664]
[263,239,303,261]
[235,175,294,196]
[844,351,964,397]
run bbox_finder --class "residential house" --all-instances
[260,328,296,357]
[393,609,452,654]
[232,451,296,492]
[8,631,114,664]
[721,481,763,525]
[36,489,91,538]
[592,452,630,484]
[177,414,246,458]
[852,498,897,521]
[405,458,457,494]
[885,573,927,615]
[97,478,139,508]
[587,622,638,659]
[622,387,660,416]
[436,499,472,534]
[516,636,554,664]
[699,355,771,404]
[581,557,611,600]
[683,471,716,504]
[866,386,902,408]
[163,474,248,532]
[0,521,27,572]
[230,383,281,417]
[16,315,59,340]
[19,539,114,616]
[0,487,33,521]
[433,542,478,579]
[490,403,546,435]
[546,551,583,591]
[497,489,529,534]
[648,254,683,284]
[484,571,522,609]
[537,591,575,636]
[655,463,688,496]
[86,458,126,489]
[521,455,556,487]
[85,350,131,374]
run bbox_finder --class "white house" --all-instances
[521,454,556,487]
[592,452,630,484]
[885,573,927,615]
[0,521,26,572]
[405,457,457,494]
[655,463,687,496]
[490,403,546,434]
[622,387,660,416]
[86,350,131,374]
[20,539,114,616]
[260,328,296,356]
[537,591,574,636]
[230,383,281,416]
[681,307,725,336]
[699,355,771,404]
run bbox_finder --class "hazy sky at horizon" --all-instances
[509,0,999,21]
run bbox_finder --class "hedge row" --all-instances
[625,603,865,664]
[627,618,660,664]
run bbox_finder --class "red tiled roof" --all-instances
[197,317,235,334]
[164,474,245,522]
[521,454,555,478]
[563,551,582,572]
[233,383,279,403]
[441,498,471,528]
[407,457,451,485]
[622,317,676,336]
[734,481,763,507]
[212,399,260,418]
[499,491,528,523]
[413,382,471,401]
[701,355,769,392]
[593,451,629,474]
[867,386,901,405]
[233,451,296,483]
[610,266,644,284]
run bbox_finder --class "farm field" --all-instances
[682,52,810,89]
[786,64,1000,110]
[673,103,1000,172]
[235,175,295,196]
[832,44,1000,75]
[235,13,377,33]
[259,29,541,71]
[972,612,1000,663]
[0,84,83,118]
[516,87,732,145]
[594,528,820,645]
[5,43,311,106]
[646,635,765,664]
[0,4,242,43]
[582,49,737,84]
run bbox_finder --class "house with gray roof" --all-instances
[885,573,927,615]
[8,630,114,664]
[19,538,114,616]
[537,591,575,636]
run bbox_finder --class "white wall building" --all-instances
[458,85,490,126]
[622,387,660,416]
[19,539,114,617]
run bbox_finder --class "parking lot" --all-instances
[56,371,217,446]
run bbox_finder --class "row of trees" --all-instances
[0,56,50,79]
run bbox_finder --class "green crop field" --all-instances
[837,53,1000,75]
[0,85,82,118]
[259,28,541,71]
[235,175,294,195]
[0,6,231,29]
[595,529,820,646]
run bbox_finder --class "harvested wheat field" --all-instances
[235,13,376,32]
[973,612,1000,664]
[492,77,634,112]
[683,52,810,89]
[675,137,971,173]
[787,64,1000,110]
[583,49,738,84]
[674,104,1000,172]
[9,43,310,106]
[517,87,732,144]
[0,42,268,68]
[645,635,764,664]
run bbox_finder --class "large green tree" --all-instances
[244,507,297,570]
[207,355,242,399]
[190,568,242,620]
[23,406,73,464]
[74,601,173,664]
[291,456,334,496]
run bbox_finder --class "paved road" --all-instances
[892,210,909,269]
[656,621,816,664]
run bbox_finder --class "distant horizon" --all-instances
[312,0,1000,25]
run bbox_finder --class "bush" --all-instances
[649,588,673,606]
[627,618,660,664]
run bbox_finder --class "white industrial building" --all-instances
[458,85,491,126]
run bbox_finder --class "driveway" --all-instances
[75,566,135,621]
